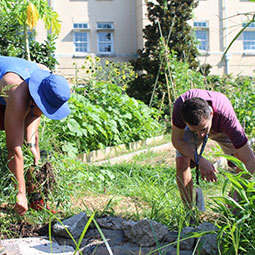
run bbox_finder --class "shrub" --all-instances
[41,82,164,157]
[206,75,255,137]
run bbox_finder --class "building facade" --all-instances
[37,0,255,76]
[193,0,255,76]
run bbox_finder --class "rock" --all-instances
[53,212,88,239]
[179,226,196,250]
[86,228,125,245]
[54,235,87,249]
[196,222,218,255]
[122,218,169,247]
[82,243,152,255]
[162,231,178,243]
[96,216,126,230]
[55,227,124,249]
[81,243,194,255]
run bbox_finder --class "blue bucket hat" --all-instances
[28,69,71,120]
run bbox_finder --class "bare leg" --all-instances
[176,157,193,209]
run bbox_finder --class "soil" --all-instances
[0,221,49,239]
[27,161,56,199]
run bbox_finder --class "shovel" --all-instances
[195,187,205,211]
[194,134,208,211]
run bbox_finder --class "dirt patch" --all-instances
[71,193,150,218]
[132,140,220,167]
[0,162,57,240]
[0,220,48,239]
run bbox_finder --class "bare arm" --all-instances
[172,124,218,182]
[171,125,195,160]
[24,112,41,165]
[4,79,30,216]
[234,142,255,174]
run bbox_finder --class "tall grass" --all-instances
[212,155,255,254]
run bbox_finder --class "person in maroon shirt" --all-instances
[171,89,255,209]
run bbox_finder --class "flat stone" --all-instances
[162,231,178,243]
[0,237,74,255]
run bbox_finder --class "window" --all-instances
[73,23,88,29]
[98,32,113,53]
[73,23,89,54]
[97,22,114,54]
[74,32,88,52]
[193,21,209,51]
[97,22,113,29]
[243,22,255,50]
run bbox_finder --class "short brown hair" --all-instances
[180,97,211,126]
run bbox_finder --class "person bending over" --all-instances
[0,55,71,215]
[171,89,255,209]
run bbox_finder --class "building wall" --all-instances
[44,0,137,76]
[136,0,150,50]
[194,0,255,75]
[36,0,255,76]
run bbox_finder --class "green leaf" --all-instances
[222,15,255,61]
[67,119,80,133]
[216,196,245,211]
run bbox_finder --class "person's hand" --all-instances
[15,193,28,216]
[199,157,218,182]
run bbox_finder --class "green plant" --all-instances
[29,34,58,71]
[0,10,58,69]
[43,81,163,157]
[0,0,61,60]
[0,11,25,57]
[212,155,255,254]
[75,56,137,90]
[206,74,255,137]
[127,0,199,107]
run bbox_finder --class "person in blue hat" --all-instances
[0,55,71,216]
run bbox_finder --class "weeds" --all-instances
[212,155,255,254]
[2,133,255,254]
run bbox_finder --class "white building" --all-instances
[36,0,255,76]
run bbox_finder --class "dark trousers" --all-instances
[0,104,5,130]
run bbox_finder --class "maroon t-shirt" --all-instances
[172,89,248,149]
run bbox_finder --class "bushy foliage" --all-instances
[206,75,255,137]
[0,11,25,57]
[128,51,207,120]
[0,11,58,70]
[128,0,199,106]
[29,34,58,71]
[41,82,164,158]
